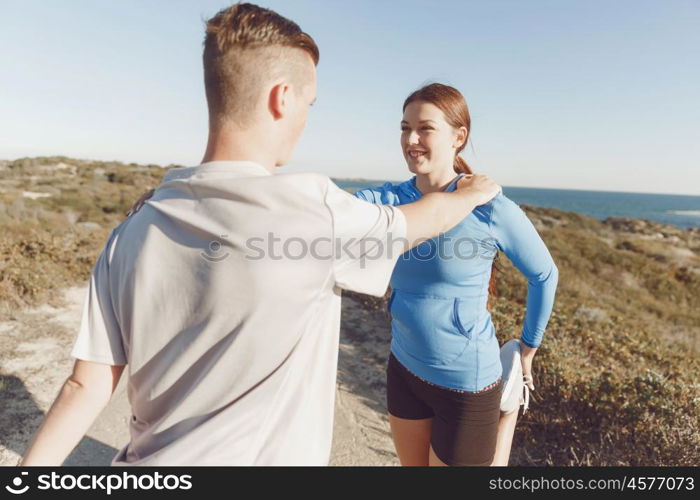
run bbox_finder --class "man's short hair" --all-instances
[203,2,319,127]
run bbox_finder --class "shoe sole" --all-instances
[500,339,523,414]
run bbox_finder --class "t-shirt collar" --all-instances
[196,160,272,176]
[401,173,465,199]
[163,160,272,183]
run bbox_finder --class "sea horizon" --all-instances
[332,178,700,230]
[331,177,699,198]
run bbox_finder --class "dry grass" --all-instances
[0,156,165,317]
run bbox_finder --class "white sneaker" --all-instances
[500,339,530,414]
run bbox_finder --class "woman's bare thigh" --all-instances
[388,414,432,466]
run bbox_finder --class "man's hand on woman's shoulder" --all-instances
[455,174,502,206]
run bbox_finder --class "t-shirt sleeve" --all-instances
[324,178,407,296]
[489,194,559,349]
[70,227,128,365]
[353,188,375,203]
[353,182,400,205]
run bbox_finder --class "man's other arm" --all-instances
[19,360,124,466]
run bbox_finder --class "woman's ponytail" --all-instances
[453,155,473,175]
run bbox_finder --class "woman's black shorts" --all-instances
[386,352,503,466]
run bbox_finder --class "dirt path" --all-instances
[0,287,398,466]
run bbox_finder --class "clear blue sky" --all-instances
[1,0,698,195]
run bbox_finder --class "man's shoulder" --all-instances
[275,171,330,185]
[162,167,332,200]
[161,166,199,183]
[271,171,334,199]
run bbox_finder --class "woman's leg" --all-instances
[428,443,448,466]
[428,379,504,466]
[388,414,433,466]
[490,409,519,466]
[386,353,434,465]
[428,410,518,467]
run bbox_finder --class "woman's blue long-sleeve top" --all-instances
[354,174,559,391]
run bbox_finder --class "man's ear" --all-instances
[268,81,290,120]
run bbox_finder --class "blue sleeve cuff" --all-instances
[520,337,540,349]
[353,189,371,202]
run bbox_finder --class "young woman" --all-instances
[353,83,559,466]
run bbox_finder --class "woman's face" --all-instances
[400,100,466,176]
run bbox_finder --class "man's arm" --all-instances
[126,176,501,242]
[19,359,125,466]
[397,173,501,250]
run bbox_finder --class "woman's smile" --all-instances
[407,148,428,161]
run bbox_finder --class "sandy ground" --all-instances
[0,286,398,466]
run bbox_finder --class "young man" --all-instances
[20,2,501,466]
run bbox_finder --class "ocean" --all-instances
[333,179,700,230]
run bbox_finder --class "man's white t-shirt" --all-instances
[70,161,407,465]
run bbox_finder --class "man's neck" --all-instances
[201,125,277,174]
